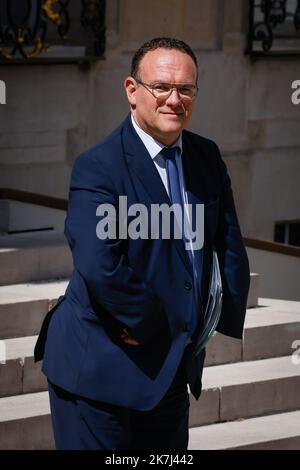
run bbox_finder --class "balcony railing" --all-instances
[246,0,300,57]
[0,0,106,64]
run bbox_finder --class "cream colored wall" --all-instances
[247,247,300,301]
[0,0,299,240]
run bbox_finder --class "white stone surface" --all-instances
[203,355,300,389]
[247,272,259,307]
[4,336,38,360]
[259,297,300,313]
[0,391,50,422]
[0,279,69,304]
[0,200,66,233]
[0,232,72,285]
[247,247,300,302]
[188,410,300,449]
[245,298,300,328]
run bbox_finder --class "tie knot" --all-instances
[161,146,179,161]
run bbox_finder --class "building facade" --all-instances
[0,0,299,242]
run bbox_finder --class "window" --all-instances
[274,220,300,247]
[0,0,106,64]
[246,0,300,57]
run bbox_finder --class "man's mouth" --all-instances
[161,112,184,116]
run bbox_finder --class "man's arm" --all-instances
[212,142,250,339]
[64,150,165,344]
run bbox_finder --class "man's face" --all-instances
[124,48,197,146]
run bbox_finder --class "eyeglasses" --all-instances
[135,79,198,102]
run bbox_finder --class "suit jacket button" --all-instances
[184,281,192,290]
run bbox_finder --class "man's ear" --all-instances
[124,76,137,107]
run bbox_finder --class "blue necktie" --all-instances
[161,146,197,335]
[161,147,193,271]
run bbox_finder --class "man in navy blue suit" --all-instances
[34,37,250,450]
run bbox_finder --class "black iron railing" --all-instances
[0,0,106,63]
[246,0,300,56]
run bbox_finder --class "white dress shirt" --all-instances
[131,114,195,258]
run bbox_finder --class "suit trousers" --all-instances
[47,354,190,450]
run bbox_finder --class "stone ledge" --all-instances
[188,410,300,450]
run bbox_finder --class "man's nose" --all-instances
[165,87,182,105]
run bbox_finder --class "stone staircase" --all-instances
[0,231,300,449]
[189,297,300,449]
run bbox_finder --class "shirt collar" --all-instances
[131,114,182,160]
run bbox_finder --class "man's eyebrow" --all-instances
[149,81,196,86]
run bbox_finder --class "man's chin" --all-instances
[159,118,185,134]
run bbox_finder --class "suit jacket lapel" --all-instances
[122,115,170,206]
[122,114,192,274]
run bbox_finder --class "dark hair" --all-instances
[131,37,198,81]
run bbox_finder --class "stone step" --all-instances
[0,279,69,339]
[0,228,259,299]
[1,389,300,450]
[188,410,300,450]
[0,336,47,397]
[206,297,300,365]
[189,355,300,427]
[0,274,260,340]
[241,297,300,362]
[0,231,72,285]
[2,330,300,427]
[0,199,65,234]
[0,298,299,397]
[0,391,53,450]
[247,272,259,308]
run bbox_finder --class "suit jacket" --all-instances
[34,113,250,411]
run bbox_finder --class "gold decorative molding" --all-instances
[0,0,106,62]
[27,37,49,59]
[0,27,48,60]
[42,0,61,25]
[0,48,12,60]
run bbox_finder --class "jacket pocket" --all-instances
[34,295,66,362]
